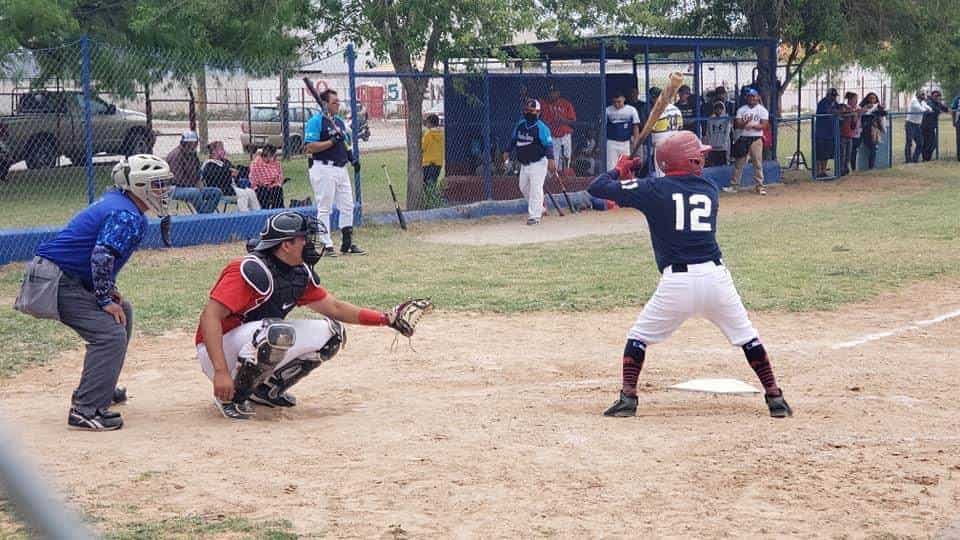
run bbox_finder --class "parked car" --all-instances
[241,104,370,154]
[0,90,154,177]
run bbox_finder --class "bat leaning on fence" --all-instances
[631,72,684,157]
[556,147,577,213]
[545,187,565,217]
[381,164,408,230]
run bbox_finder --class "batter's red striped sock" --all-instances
[742,339,781,397]
[621,339,646,397]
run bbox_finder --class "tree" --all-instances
[874,1,960,94]
[314,0,536,209]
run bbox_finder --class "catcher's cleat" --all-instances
[68,408,123,431]
[112,386,128,404]
[341,244,367,256]
[603,391,638,417]
[214,399,255,420]
[765,393,793,418]
[250,384,297,408]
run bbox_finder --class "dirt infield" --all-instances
[1,276,958,538]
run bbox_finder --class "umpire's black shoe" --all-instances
[341,244,367,256]
[603,391,638,417]
[765,393,793,418]
[250,384,297,408]
[68,408,123,431]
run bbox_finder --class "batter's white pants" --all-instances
[606,140,631,171]
[308,162,354,247]
[627,261,759,347]
[197,319,337,382]
[556,134,573,166]
[518,157,548,220]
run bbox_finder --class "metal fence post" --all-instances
[280,69,290,160]
[80,35,95,204]
[347,43,363,224]
[482,71,492,200]
[599,40,607,171]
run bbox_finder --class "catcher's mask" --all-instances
[112,154,174,217]
[253,211,325,264]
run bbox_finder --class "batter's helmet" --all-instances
[523,99,541,114]
[253,211,323,252]
[655,131,712,177]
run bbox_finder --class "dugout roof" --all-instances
[497,34,777,60]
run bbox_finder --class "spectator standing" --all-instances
[502,99,556,226]
[166,131,221,213]
[540,84,577,167]
[728,88,769,195]
[675,84,700,132]
[921,89,948,161]
[905,90,931,164]
[626,87,646,124]
[704,101,731,167]
[838,92,862,176]
[645,86,684,177]
[714,86,736,116]
[859,93,886,170]
[249,144,286,209]
[814,88,840,178]
[421,113,445,202]
[605,92,641,171]
[952,91,960,161]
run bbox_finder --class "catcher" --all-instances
[196,211,431,419]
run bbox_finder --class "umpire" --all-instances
[13,155,174,431]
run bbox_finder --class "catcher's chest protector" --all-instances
[240,253,320,322]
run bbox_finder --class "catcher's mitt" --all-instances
[387,298,433,338]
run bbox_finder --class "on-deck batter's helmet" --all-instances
[523,98,541,115]
[655,131,712,177]
[253,211,324,252]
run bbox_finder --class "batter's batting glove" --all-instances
[614,155,643,180]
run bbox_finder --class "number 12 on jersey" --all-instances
[672,193,713,232]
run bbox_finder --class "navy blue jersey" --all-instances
[506,119,554,164]
[305,113,350,166]
[587,170,722,272]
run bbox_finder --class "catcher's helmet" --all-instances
[112,154,174,217]
[655,131,712,177]
[253,211,323,252]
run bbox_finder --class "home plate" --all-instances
[668,378,761,396]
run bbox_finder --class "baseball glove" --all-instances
[387,298,433,338]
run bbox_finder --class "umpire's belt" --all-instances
[667,258,723,274]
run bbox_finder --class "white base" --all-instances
[667,378,761,396]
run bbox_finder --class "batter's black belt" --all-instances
[668,258,722,273]
[309,158,347,167]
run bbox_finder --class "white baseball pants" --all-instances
[518,157,548,220]
[627,261,759,347]
[309,162,354,247]
[197,319,337,382]
[556,134,573,166]
[606,140,631,171]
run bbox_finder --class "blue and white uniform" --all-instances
[505,118,554,220]
[587,169,759,346]
[605,104,640,170]
[305,112,353,248]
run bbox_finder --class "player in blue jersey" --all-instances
[16,155,174,431]
[586,131,792,419]
[503,99,557,225]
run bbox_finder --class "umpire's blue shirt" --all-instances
[588,170,722,272]
[506,119,555,164]
[305,113,350,166]
[37,190,147,290]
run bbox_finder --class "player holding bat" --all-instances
[303,88,366,257]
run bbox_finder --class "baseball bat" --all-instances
[381,164,408,230]
[631,72,684,157]
[546,188,564,216]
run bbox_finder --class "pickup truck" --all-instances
[0,90,154,180]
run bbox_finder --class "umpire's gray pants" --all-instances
[57,274,133,417]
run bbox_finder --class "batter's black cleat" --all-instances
[341,244,367,256]
[214,399,255,420]
[250,384,297,408]
[112,386,128,404]
[603,391,638,417]
[765,393,793,418]
[68,408,123,431]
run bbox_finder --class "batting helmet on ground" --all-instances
[655,131,712,177]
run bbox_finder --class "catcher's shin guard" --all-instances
[234,319,296,403]
[252,320,345,407]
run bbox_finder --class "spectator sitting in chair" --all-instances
[166,131,222,213]
[250,144,286,209]
[201,141,259,212]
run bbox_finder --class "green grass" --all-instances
[103,516,297,540]
[1,162,959,379]
[0,148,421,228]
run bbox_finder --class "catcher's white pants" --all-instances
[606,140,631,171]
[197,319,336,382]
[555,134,573,166]
[309,162,354,247]
[627,261,759,347]
[518,157,547,220]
